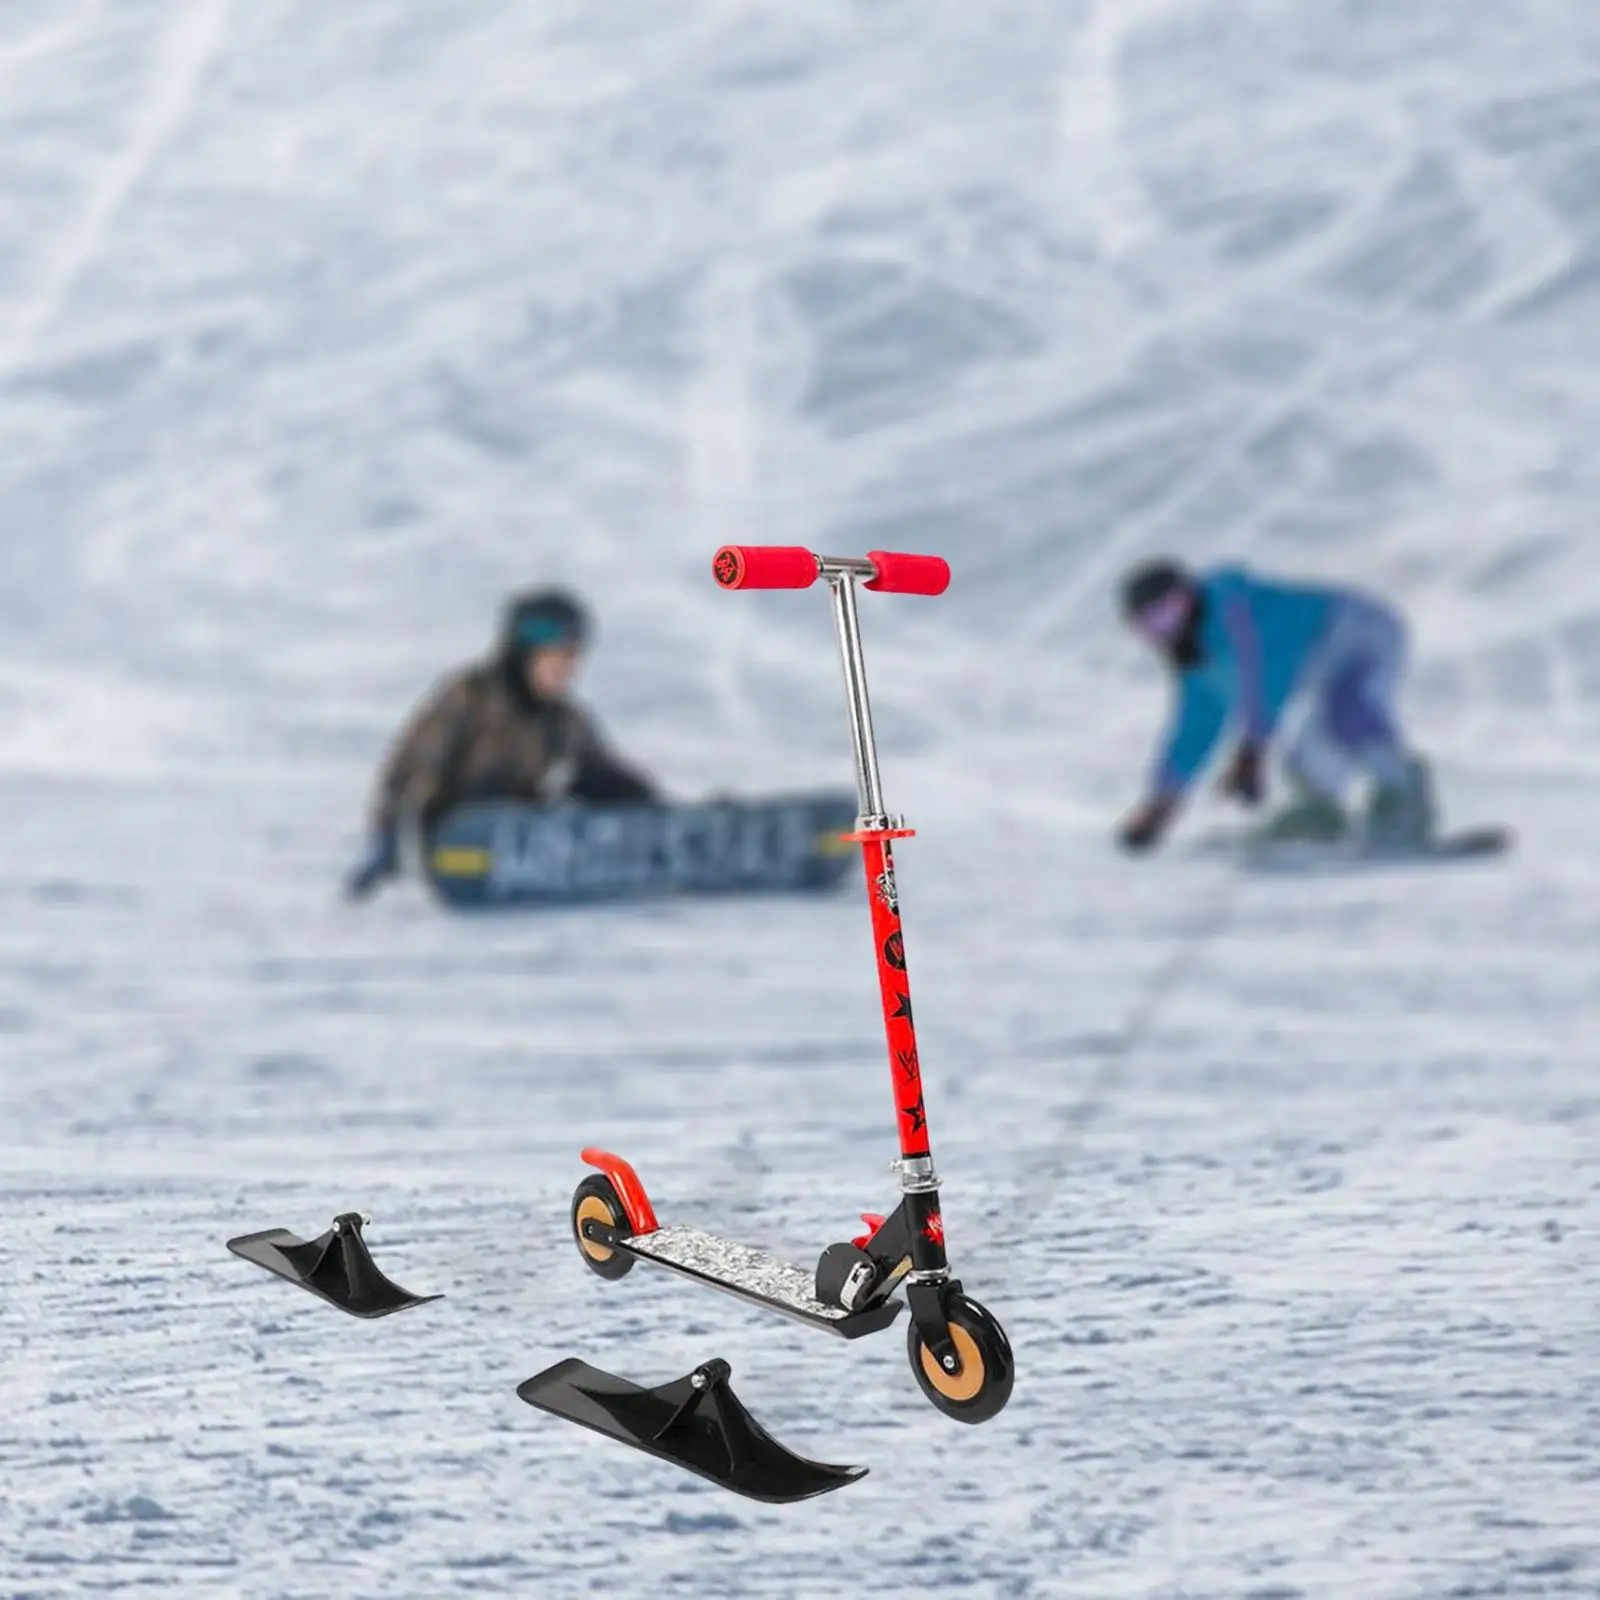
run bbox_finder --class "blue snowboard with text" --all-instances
[425,794,859,908]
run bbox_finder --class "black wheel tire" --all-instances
[571,1175,633,1280]
[907,1293,1014,1423]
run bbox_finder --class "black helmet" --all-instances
[501,588,590,656]
[1120,559,1191,619]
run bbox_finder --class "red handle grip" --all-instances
[713,545,819,590]
[864,550,950,596]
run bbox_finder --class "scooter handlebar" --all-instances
[713,545,949,596]
[712,546,820,590]
[863,550,950,596]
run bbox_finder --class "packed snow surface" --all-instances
[2,2,1599,1595]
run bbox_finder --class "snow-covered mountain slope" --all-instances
[1,3,1597,1595]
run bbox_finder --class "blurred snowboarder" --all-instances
[1116,560,1434,854]
[346,589,657,898]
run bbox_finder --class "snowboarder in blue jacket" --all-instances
[1117,560,1433,853]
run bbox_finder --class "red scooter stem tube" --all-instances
[859,836,930,1160]
[712,546,820,590]
[864,551,950,596]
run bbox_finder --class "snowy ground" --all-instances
[3,3,1599,1595]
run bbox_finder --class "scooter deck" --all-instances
[617,1225,902,1340]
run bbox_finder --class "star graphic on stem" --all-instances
[904,1095,926,1134]
[891,990,913,1024]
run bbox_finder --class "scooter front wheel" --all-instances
[571,1175,634,1281]
[907,1293,1013,1423]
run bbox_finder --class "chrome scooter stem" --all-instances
[826,573,894,828]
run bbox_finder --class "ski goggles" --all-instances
[1129,589,1191,645]
[513,616,584,651]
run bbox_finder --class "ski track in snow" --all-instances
[2,4,1600,1597]
[0,0,231,385]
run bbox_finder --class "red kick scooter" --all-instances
[565,546,1013,1424]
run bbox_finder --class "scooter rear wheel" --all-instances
[907,1293,1013,1423]
[572,1175,634,1280]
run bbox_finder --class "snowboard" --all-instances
[1197,824,1512,874]
[424,793,859,909]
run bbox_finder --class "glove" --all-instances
[1220,740,1265,808]
[1118,796,1177,854]
[344,829,400,900]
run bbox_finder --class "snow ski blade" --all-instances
[516,1357,866,1503]
[226,1212,441,1318]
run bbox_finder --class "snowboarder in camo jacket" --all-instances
[1116,560,1434,854]
[345,589,657,898]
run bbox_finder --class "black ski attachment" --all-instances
[226,1212,441,1318]
[516,1357,866,1503]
